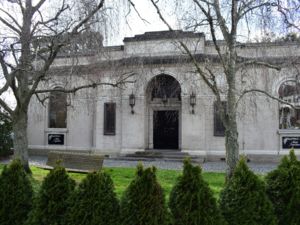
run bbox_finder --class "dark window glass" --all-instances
[150,75,181,100]
[49,90,67,128]
[214,101,226,136]
[104,103,116,135]
[279,80,300,129]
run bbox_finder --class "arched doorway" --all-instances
[146,74,181,150]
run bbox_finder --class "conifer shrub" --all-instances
[0,159,33,225]
[219,157,277,225]
[0,114,13,157]
[120,164,168,225]
[266,150,300,225]
[66,171,120,225]
[27,165,75,225]
[169,158,225,225]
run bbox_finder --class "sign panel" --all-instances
[282,136,300,149]
[48,134,64,145]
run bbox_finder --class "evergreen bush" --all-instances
[0,159,33,225]
[0,114,13,157]
[120,164,168,225]
[66,171,120,225]
[27,165,75,225]
[266,150,300,225]
[219,157,277,225]
[169,158,225,225]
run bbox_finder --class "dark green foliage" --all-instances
[0,114,13,157]
[0,159,33,225]
[66,171,120,225]
[219,157,277,225]
[120,164,168,225]
[27,165,75,225]
[169,158,225,225]
[266,150,300,225]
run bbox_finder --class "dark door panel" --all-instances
[153,110,179,149]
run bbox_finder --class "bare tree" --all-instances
[0,0,134,172]
[149,0,300,177]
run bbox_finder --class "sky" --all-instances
[103,0,178,45]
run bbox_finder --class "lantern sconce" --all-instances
[190,92,196,114]
[129,93,135,114]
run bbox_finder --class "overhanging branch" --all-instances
[236,88,295,108]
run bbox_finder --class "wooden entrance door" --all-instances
[153,110,179,149]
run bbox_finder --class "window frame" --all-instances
[48,89,67,129]
[104,102,116,135]
[214,101,226,137]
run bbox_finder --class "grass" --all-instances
[0,163,225,199]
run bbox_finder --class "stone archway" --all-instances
[145,74,182,150]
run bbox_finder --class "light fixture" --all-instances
[190,92,196,114]
[129,93,135,114]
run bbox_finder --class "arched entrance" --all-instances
[145,74,181,150]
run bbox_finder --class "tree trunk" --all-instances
[12,108,31,173]
[225,114,239,179]
[225,45,239,179]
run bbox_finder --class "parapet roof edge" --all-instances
[123,30,205,42]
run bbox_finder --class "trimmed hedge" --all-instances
[27,165,75,225]
[120,164,168,225]
[266,150,300,225]
[219,157,277,225]
[0,159,33,225]
[169,158,225,225]
[66,171,120,225]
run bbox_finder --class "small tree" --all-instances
[0,159,33,225]
[266,150,300,225]
[219,157,277,225]
[169,158,225,225]
[27,165,75,225]
[66,171,120,225]
[120,164,168,225]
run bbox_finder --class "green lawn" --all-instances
[0,164,225,199]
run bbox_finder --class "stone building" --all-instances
[27,30,300,160]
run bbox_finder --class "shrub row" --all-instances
[1,151,300,225]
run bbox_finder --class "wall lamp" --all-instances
[129,93,135,114]
[190,92,196,114]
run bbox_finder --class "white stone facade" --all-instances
[27,31,300,159]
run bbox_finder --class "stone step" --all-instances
[113,150,205,163]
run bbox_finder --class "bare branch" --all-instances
[34,80,135,94]
[0,98,13,115]
[127,0,150,24]
[32,0,47,14]
[236,88,295,108]
[0,8,22,30]
[150,0,221,101]
[35,93,48,107]
[71,0,105,35]
[237,60,282,71]
[0,16,21,35]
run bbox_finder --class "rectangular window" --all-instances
[49,91,67,128]
[214,101,226,137]
[104,103,116,135]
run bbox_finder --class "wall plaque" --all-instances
[48,134,64,145]
[282,136,300,149]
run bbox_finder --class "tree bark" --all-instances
[12,107,31,173]
[224,41,239,178]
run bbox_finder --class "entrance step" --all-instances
[113,150,205,163]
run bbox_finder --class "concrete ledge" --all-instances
[47,151,104,172]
